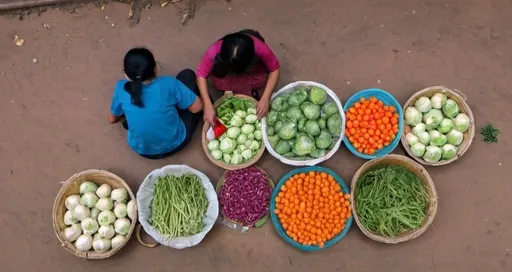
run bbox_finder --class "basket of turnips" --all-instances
[52,169,137,259]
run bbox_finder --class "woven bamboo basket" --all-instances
[52,169,138,259]
[201,92,265,170]
[401,85,475,166]
[350,154,438,244]
[216,165,275,228]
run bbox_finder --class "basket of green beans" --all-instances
[136,165,219,249]
[350,154,438,244]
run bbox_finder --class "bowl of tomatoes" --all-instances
[343,88,404,159]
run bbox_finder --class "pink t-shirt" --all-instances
[197,36,280,78]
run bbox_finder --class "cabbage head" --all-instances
[441,144,457,160]
[309,87,328,105]
[442,99,459,118]
[305,120,320,136]
[275,140,291,155]
[278,120,297,140]
[297,119,307,133]
[274,120,284,132]
[301,102,321,120]
[271,96,289,112]
[310,149,326,159]
[286,106,305,122]
[318,118,326,129]
[424,146,442,163]
[423,109,443,130]
[267,134,280,149]
[315,130,333,149]
[405,107,423,126]
[327,114,342,136]
[266,110,278,126]
[292,135,316,156]
[289,88,308,106]
[322,102,338,118]
[219,138,237,153]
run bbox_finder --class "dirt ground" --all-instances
[1,0,511,271]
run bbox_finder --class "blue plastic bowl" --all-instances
[343,88,404,160]
[269,166,353,252]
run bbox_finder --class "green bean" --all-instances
[355,165,429,237]
[149,173,209,239]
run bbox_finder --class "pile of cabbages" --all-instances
[265,86,342,159]
[404,92,471,163]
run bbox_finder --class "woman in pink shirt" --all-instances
[196,29,280,125]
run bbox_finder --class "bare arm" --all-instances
[256,69,280,118]
[197,77,216,124]
[188,97,204,113]
[261,69,280,101]
[108,112,122,124]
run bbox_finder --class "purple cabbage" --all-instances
[219,166,273,226]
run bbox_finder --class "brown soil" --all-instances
[1,0,511,271]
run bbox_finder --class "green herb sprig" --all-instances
[480,124,500,143]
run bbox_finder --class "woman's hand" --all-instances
[257,96,270,119]
[203,104,217,125]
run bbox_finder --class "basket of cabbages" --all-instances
[262,81,345,166]
[401,86,475,166]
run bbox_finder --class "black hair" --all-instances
[123,47,156,107]
[211,29,265,78]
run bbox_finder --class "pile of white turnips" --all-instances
[404,92,471,163]
[62,181,136,252]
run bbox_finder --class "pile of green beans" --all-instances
[149,174,208,238]
[355,165,429,237]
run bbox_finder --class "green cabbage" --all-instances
[322,102,338,118]
[415,96,432,113]
[266,126,275,136]
[327,114,342,136]
[227,127,241,139]
[315,130,332,149]
[297,119,307,133]
[274,120,284,132]
[275,140,291,155]
[442,99,459,118]
[288,88,308,106]
[437,118,454,134]
[220,138,237,153]
[292,135,316,156]
[310,149,326,158]
[423,109,443,130]
[267,134,280,149]
[424,146,442,163]
[410,143,426,157]
[305,120,320,136]
[286,106,305,122]
[430,93,447,109]
[271,96,289,112]
[441,144,457,160]
[453,113,470,133]
[429,130,447,146]
[309,87,328,105]
[405,107,423,126]
[318,118,326,129]
[267,111,278,126]
[301,102,321,120]
[278,120,297,140]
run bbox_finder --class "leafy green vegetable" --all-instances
[480,124,500,143]
[297,119,307,133]
[315,130,332,149]
[267,111,278,126]
[442,99,459,118]
[309,149,326,158]
[327,114,342,136]
[355,165,429,237]
[301,102,321,120]
[275,140,291,155]
[423,109,443,130]
[318,118,326,129]
[288,88,308,106]
[286,106,305,122]
[292,134,316,156]
[271,96,289,112]
[305,120,320,136]
[322,102,338,118]
[278,120,297,140]
[309,86,328,105]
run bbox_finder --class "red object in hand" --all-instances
[213,119,227,138]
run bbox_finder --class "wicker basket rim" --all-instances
[201,92,265,170]
[52,169,138,259]
[350,154,438,244]
[400,85,475,166]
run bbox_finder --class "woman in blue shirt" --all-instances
[108,47,204,159]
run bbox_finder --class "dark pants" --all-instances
[123,69,202,160]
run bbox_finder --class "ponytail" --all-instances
[123,47,157,108]
[124,78,143,107]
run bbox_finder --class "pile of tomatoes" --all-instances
[345,97,400,155]
[274,171,351,248]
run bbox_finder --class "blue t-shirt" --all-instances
[110,76,198,155]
